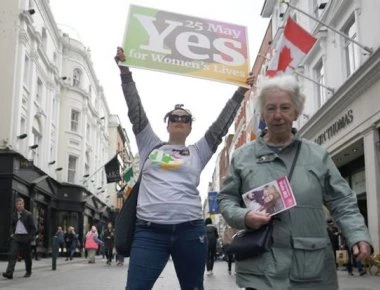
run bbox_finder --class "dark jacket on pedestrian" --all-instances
[64,232,75,248]
[205,218,218,246]
[11,209,36,241]
[103,228,115,250]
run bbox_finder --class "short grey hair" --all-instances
[256,75,305,115]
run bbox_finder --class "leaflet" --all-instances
[242,176,296,216]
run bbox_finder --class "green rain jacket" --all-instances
[217,133,372,290]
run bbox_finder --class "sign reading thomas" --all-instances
[121,5,249,87]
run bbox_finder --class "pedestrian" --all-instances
[2,197,37,279]
[64,226,76,261]
[85,226,103,264]
[222,224,236,275]
[116,251,125,267]
[205,217,219,275]
[327,218,340,268]
[217,74,373,290]
[30,233,40,261]
[103,222,115,265]
[114,47,254,290]
[55,226,65,257]
[338,232,367,276]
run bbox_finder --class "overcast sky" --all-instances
[50,0,269,201]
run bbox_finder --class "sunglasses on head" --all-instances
[168,114,192,124]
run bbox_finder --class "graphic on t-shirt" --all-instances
[150,149,184,170]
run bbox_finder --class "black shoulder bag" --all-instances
[228,141,301,261]
[115,143,164,257]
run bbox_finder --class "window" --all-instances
[70,110,80,132]
[85,151,90,177]
[68,155,77,183]
[23,55,30,87]
[19,117,27,152]
[41,28,47,50]
[86,123,90,142]
[313,0,328,18]
[31,118,42,165]
[49,144,55,165]
[314,59,327,107]
[73,68,81,87]
[52,97,57,120]
[36,78,43,103]
[343,15,360,76]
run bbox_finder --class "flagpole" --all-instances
[292,69,335,93]
[282,0,373,55]
[258,53,335,93]
[83,153,119,184]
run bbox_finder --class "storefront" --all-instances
[300,59,380,253]
[0,151,112,260]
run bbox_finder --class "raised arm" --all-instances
[114,47,149,135]
[204,73,254,152]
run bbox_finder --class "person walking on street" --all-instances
[205,218,219,275]
[217,75,372,290]
[103,222,115,265]
[30,233,40,261]
[85,226,103,264]
[2,197,37,279]
[222,224,237,275]
[64,226,76,261]
[55,226,65,257]
[114,47,253,290]
[327,218,340,269]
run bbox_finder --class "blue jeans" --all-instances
[126,219,207,290]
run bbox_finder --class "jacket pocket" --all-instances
[290,237,329,282]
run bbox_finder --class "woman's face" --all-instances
[262,89,298,136]
[167,109,192,138]
[263,188,274,203]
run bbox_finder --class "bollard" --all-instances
[52,235,58,270]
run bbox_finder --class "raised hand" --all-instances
[237,72,255,94]
[114,47,129,73]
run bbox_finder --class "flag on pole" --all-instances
[122,166,136,198]
[266,17,317,77]
[104,155,121,183]
[123,179,136,198]
[123,167,133,183]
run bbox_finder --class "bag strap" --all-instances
[288,141,301,182]
[137,142,166,183]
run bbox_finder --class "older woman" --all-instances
[217,75,372,290]
[114,47,253,290]
[85,226,103,264]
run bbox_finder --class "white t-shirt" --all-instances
[135,124,213,224]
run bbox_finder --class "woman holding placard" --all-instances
[115,47,254,290]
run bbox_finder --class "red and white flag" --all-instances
[266,17,317,77]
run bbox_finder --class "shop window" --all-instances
[57,211,79,234]
[351,169,365,194]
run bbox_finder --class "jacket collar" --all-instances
[255,128,301,158]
